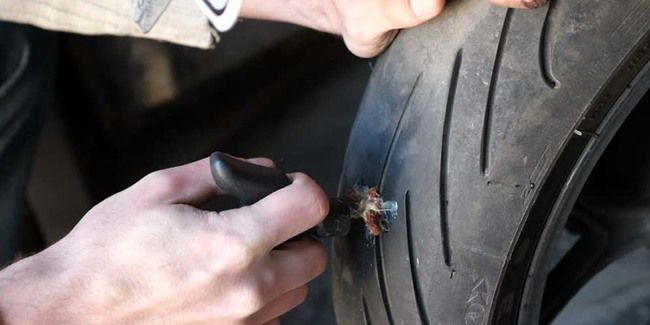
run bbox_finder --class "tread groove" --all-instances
[405,191,430,325]
[539,1,559,88]
[375,235,394,325]
[440,50,462,273]
[362,296,372,325]
[379,73,423,187]
[376,73,422,325]
[481,9,514,175]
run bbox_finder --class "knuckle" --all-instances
[344,23,378,45]
[235,285,266,316]
[225,239,258,270]
[257,267,278,293]
[141,170,168,187]
[139,170,181,199]
[337,10,381,45]
[290,171,310,183]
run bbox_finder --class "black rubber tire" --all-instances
[332,1,650,324]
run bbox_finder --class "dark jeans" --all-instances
[0,22,56,265]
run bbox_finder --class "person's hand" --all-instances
[242,0,548,58]
[0,157,329,324]
[324,0,549,57]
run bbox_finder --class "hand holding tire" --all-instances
[327,0,549,57]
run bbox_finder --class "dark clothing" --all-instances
[0,22,55,264]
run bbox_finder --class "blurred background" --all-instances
[23,20,372,324]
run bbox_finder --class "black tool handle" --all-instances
[209,152,350,238]
[210,152,291,205]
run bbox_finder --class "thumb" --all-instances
[221,172,329,249]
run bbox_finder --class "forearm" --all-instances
[0,249,74,324]
[240,0,341,34]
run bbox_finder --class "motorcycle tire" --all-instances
[332,0,650,324]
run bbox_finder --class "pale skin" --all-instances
[0,1,546,323]
[0,158,329,324]
[240,0,544,57]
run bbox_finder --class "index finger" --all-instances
[131,156,276,206]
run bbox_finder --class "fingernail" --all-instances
[410,0,436,18]
[520,0,548,9]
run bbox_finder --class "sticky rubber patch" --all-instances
[345,181,398,236]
